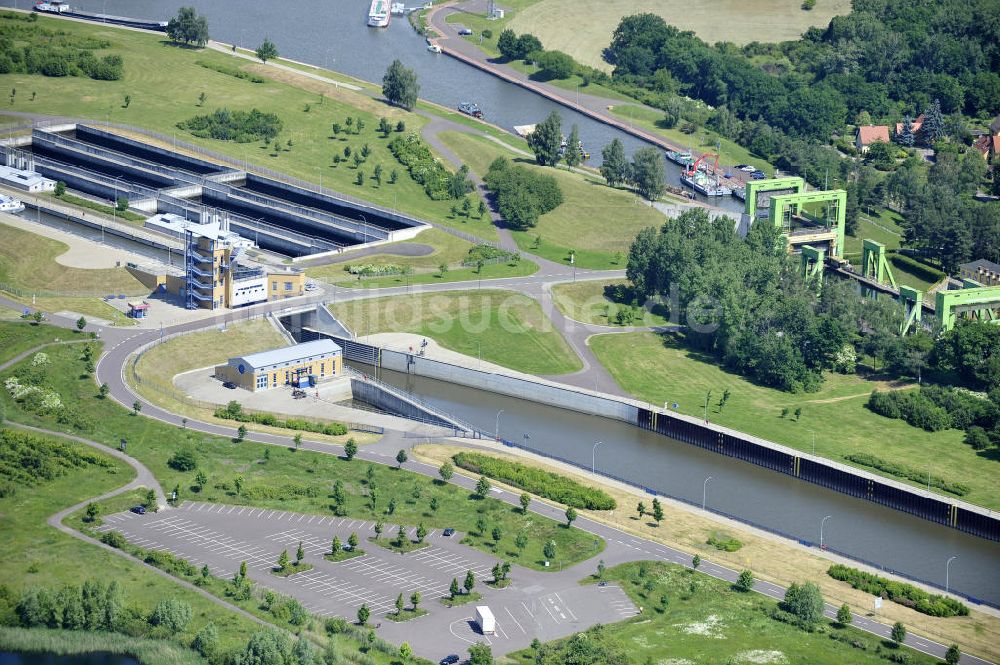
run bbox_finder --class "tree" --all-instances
[917,100,944,146]
[168,448,198,472]
[535,50,575,80]
[98,383,109,399]
[192,622,219,659]
[439,461,453,482]
[193,470,208,491]
[783,582,824,626]
[477,200,487,218]
[564,124,582,168]
[331,535,341,555]
[438,263,449,277]
[630,147,665,200]
[491,526,502,546]
[497,29,518,60]
[277,549,290,571]
[382,59,419,111]
[945,644,961,665]
[410,590,421,610]
[897,115,915,147]
[198,91,207,107]
[597,559,605,578]
[692,554,701,570]
[514,533,527,555]
[468,642,493,665]
[464,570,476,594]
[76,316,87,331]
[356,603,370,626]
[166,7,209,47]
[600,138,629,187]
[429,496,439,512]
[450,577,460,599]
[735,569,754,592]
[293,433,302,450]
[519,493,531,514]
[132,401,142,416]
[836,603,852,626]
[527,111,562,166]
[374,520,383,540]
[85,502,100,523]
[296,541,305,565]
[475,476,491,498]
[637,502,646,520]
[651,498,664,525]
[565,507,577,528]
[343,439,358,460]
[236,424,247,442]
[348,532,359,550]
[395,593,404,615]
[399,643,412,662]
[890,621,906,646]
[150,598,192,633]
[543,539,556,561]
[416,523,427,543]
[255,38,278,63]
[395,449,408,468]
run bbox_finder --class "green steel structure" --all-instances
[800,244,825,286]
[768,189,847,257]
[861,239,897,289]
[898,285,923,335]
[744,176,806,218]
[935,283,1000,331]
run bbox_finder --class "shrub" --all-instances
[707,533,743,552]
[867,390,952,431]
[213,403,347,436]
[167,447,197,471]
[177,108,282,143]
[196,60,266,83]
[388,133,467,200]
[149,598,192,633]
[827,564,968,617]
[483,157,563,229]
[888,253,946,284]
[100,531,127,549]
[452,452,615,510]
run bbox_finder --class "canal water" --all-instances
[2,0,744,213]
[0,654,139,665]
[365,365,1000,606]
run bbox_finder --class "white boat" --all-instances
[33,1,71,13]
[0,194,26,214]
[367,0,390,27]
[427,43,441,53]
[391,2,406,14]
[680,172,731,197]
[513,124,536,138]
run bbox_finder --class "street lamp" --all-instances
[945,556,957,594]
[494,409,504,441]
[702,476,713,511]
[592,441,603,475]
[820,515,832,549]
[358,213,369,244]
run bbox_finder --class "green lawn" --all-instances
[0,326,599,570]
[329,258,537,289]
[0,429,262,656]
[0,321,71,362]
[589,332,1000,509]
[550,279,671,327]
[0,14,494,240]
[608,103,772,173]
[329,289,583,375]
[508,560,939,665]
[438,131,663,269]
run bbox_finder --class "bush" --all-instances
[707,533,743,552]
[827,564,968,617]
[888,253,946,284]
[452,452,615,510]
[867,390,952,431]
[388,133,465,200]
[214,402,347,436]
[100,531,127,549]
[177,108,282,143]
[842,453,970,496]
[167,447,197,472]
[148,598,192,633]
[782,581,824,626]
[483,157,563,229]
[196,60,266,83]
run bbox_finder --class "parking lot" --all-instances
[98,501,638,659]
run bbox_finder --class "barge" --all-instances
[33,2,167,31]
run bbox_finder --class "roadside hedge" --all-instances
[888,253,947,284]
[214,401,347,436]
[451,451,616,510]
[827,564,968,617]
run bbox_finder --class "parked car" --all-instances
[305,281,317,291]
[457,27,473,35]
[733,164,749,169]
[130,505,146,515]
[442,528,455,537]
[222,381,237,389]
[598,581,608,587]
[439,656,460,665]
[292,389,307,399]
[741,165,757,172]
[751,171,768,179]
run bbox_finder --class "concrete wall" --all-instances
[350,378,467,430]
[75,126,229,176]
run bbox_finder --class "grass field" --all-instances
[589,332,999,509]
[0,326,600,571]
[507,0,852,71]
[508,561,940,665]
[0,627,205,665]
[437,131,663,269]
[0,429,262,656]
[306,227,539,288]
[550,278,671,327]
[330,289,582,375]
[607,103,773,173]
[0,14,494,240]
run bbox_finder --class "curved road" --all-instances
[0,296,985,663]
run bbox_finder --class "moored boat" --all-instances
[0,194,26,214]
[458,102,483,118]
[680,172,731,197]
[666,150,694,167]
[367,0,390,27]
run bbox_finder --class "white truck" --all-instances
[475,606,495,635]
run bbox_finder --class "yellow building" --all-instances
[959,259,1000,287]
[215,339,343,392]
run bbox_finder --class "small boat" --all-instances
[666,150,694,167]
[680,171,731,197]
[0,194,26,214]
[33,1,70,13]
[427,44,441,53]
[458,102,483,119]
[367,0,390,27]
[390,2,406,14]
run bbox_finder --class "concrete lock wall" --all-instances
[350,378,464,430]
[75,126,230,176]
